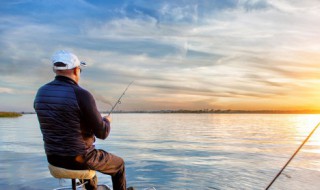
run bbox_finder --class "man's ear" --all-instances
[73,68,77,75]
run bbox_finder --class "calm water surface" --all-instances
[1,114,320,190]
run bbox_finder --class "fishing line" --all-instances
[265,121,320,190]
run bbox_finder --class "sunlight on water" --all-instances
[295,114,320,148]
[1,114,320,190]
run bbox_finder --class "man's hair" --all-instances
[53,62,67,68]
[53,62,73,74]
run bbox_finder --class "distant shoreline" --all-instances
[0,112,22,118]
[13,109,320,115]
[102,109,320,114]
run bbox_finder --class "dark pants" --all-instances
[84,149,127,190]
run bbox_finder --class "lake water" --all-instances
[1,114,320,190]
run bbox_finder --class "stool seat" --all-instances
[48,164,96,179]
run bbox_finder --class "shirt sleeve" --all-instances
[74,86,110,140]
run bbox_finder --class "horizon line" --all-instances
[15,109,320,114]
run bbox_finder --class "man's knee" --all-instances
[112,154,125,167]
[118,156,125,170]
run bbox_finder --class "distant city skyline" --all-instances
[1,0,320,112]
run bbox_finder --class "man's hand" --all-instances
[103,115,112,123]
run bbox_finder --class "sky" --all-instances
[1,0,320,112]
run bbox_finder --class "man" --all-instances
[34,50,132,190]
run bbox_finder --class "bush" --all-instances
[0,112,22,117]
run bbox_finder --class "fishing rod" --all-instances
[265,121,320,190]
[107,81,134,116]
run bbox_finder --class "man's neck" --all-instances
[56,74,78,84]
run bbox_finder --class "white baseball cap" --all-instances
[51,50,86,70]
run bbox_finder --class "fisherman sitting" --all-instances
[34,50,134,190]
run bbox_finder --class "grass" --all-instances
[0,112,22,118]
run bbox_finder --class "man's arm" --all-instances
[75,87,110,139]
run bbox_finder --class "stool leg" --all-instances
[72,179,76,190]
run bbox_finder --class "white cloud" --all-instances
[0,87,14,94]
[80,1,320,109]
[159,3,198,22]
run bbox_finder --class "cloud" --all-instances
[80,0,320,109]
[1,0,320,111]
[0,87,14,94]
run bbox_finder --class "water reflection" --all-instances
[1,114,320,189]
